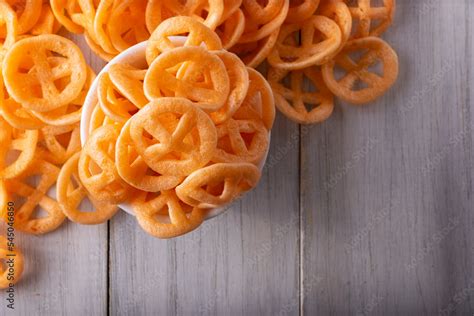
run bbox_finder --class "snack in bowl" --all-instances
[74,21,274,238]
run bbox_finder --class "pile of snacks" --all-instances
[266,0,399,124]
[50,0,398,125]
[81,16,273,238]
[0,0,399,288]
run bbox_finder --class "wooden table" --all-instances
[6,1,474,315]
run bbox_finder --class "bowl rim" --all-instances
[80,39,270,220]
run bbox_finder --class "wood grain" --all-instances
[300,1,474,315]
[109,113,301,315]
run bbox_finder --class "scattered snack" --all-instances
[58,152,119,225]
[4,158,65,234]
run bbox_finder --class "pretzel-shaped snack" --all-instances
[0,98,44,130]
[0,2,17,57]
[78,124,132,204]
[108,63,148,110]
[108,0,149,52]
[50,0,84,33]
[4,159,66,234]
[230,28,279,68]
[93,0,120,55]
[176,162,260,208]
[348,0,395,39]
[2,34,87,112]
[129,98,217,177]
[319,0,352,54]
[321,36,399,104]
[116,119,184,192]
[233,68,275,130]
[286,0,320,23]
[242,0,285,24]
[0,236,24,289]
[208,50,249,124]
[57,152,118,225]
[84,32,115,61]
[30,4,62,35]
[132,190,204,239]
[146,16,222,65]
[89,103,117,135]
[268,15,342,70]
[212,118,269,164]
[145,46,230,112]
[0,119,38,180]
[215,8,245,49]
[163,0,224,31]
[268,67,334,124]
[98,71,142,123]
[37,123,81,165]
[32,67,95,126]
[238,0,288,44]
[145,0,174,33]
[0,75,44,130]
[7,0,42,34]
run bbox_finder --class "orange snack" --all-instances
[116,119,184,192]
[321,36,398,104]
[57,152,118,225]
[215,8,245,49]
[7,0,42,34]
[129,98,217,176]
[30,4,62,35]
[88,103,117,135]
[132,190,204,239]
[31,67,95,126]
[97,71,141,123]
[238,0,288,43]
[50,0,84,33]
[78,124,132,204]
[145,46,230,112]
[348,0,396,39]
[163,0,224,31]
[108,0,149,52]
[268,66,334,124]
[212,118,269,164]
[0,2,17,57]
[286,0,320,23]
[108,63,148,110]
[209,50,249,124]
[233,68,275,130]
[37,123,81,165]
[176,162,261,208]
[230,28,279,68]
[242,0,285,24]
[4,159,66,234]
[0,119,38,180]
[146,16,223,65]
[2,34,87,112]
[268,15,342,70]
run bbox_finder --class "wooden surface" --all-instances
[3,1,474,315]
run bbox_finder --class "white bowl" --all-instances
[80,39,269,220]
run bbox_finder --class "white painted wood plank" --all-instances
[109,114,301,315]
[301,1,474,315]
